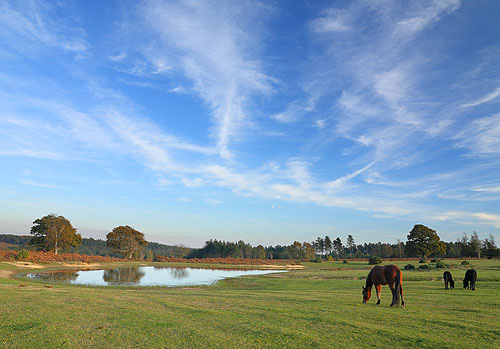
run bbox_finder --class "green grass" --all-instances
[1,259,499,348]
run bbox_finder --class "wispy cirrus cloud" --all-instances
[0,0,87,55]
[18,179,59,189]
[309,8,351,33]
[114,0,276,159]
[1,0,499,240]
[434,211,500,229]
[454,114,500,156]
[461,86,500,108]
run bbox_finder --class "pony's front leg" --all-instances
[375,284,381,305]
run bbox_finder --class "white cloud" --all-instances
[18,179,59,189]
[205,198,222,205]
[135,0,275,159]
[325,162,374,190]
[454,114,500,156]
[0,0,88,55]
[393,0,461,37]
[169,86,186,94]
[314,119,325,128]
[157,178,172,186]
[433,211,500,229]
[310,8,351,33]
[181,177,203,187]
[108,52,127,62]
[473,186,500,193]
[461,86,500,108]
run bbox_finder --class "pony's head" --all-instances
[463,279,468,289]
[362,286,371,303]
[450,279,455,289]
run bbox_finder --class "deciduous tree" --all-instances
[405,224,445,257]
[106,225,147,259]
[29,214,81,254]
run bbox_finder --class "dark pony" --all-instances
[362,265,404,308]
[463,269,477,290]
[443,271,454,290]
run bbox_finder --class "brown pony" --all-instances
[362,264,404,308]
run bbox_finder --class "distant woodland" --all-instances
[1,224,498,260]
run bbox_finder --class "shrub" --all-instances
[404,264,415,270]
[461,260,469,265]
[327,255,333,261]
[419,257,427,263]
[309,257,322,263]
[431,258,438,263]
[418,264,430,269]
[435,260,446,268]
[343,260,348,264]
[368,256,382,265]
[17,249,29,260]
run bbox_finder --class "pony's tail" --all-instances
[394,268,401,305]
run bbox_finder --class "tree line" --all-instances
[190,225,499,259]
[2,215,499,260]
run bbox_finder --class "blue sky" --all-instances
[1,0,499,247]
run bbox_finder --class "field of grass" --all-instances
[1,259,499,348]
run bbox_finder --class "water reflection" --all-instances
[103,267,145,284]
[28,270,79,282]
[27,266,286,286]
[171,268,189,280]
[153,266,190,279]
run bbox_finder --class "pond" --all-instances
[26,266,286,287]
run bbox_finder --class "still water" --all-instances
[26,266,285,286]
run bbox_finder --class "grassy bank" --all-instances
[1,259,499,348]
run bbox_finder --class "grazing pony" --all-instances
[362,265,404,308]
[443,271,454,290]
[463,269,477,290]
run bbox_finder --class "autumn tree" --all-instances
[106,225,148,259]
[405,224,445,257]
[29,214,82,254]
[302,242,316,260]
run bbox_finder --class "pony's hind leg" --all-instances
[389,284,396,307]
[376,284,382,305]
[400,285,404,308]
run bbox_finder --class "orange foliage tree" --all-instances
[106,225,147,259]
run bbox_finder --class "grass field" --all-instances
[1,259,499,348]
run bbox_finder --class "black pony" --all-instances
[463,269,477,290]
[443,271,454,290]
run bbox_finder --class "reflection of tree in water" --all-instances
[32,271,79,282]
[103,267,145,284]
[170,268,189,280]
[153,266,190,280]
